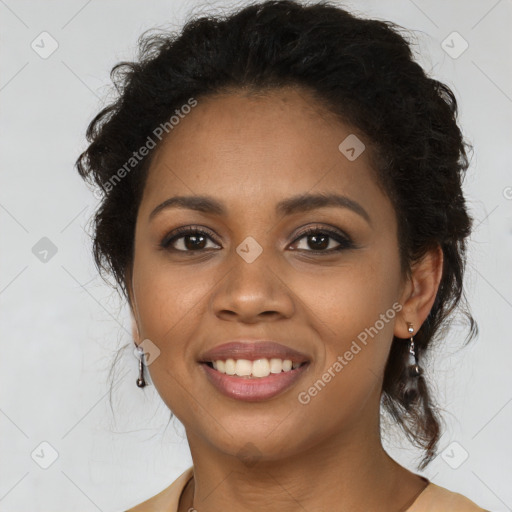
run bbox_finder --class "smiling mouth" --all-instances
[200,358,310,401]
[198,340,311,400]
[203,358,308,378]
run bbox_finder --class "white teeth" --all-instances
[225,358,236,375]
[251,358,270,378]
[211,358,301,377]
[269,358,283,373]
[235,359,252,376]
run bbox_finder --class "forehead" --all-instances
[139,87,390,222]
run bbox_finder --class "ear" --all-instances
[131,315,141,345]
[394,245,443,339]
[125,265,141,345]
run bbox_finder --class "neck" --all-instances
[180,413,426,512]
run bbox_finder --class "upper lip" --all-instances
[199,340,311,363]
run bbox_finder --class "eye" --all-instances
[290,226,354,253]
[160,226,220,252]
[160,225,355,254]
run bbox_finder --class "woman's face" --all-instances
[128,87,412,461]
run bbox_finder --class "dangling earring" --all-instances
[136,345,146,388]
[402,322,422,405]
[406,322,422,378]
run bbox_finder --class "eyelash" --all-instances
[160,225,355,255]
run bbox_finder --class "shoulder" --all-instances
[408,482,489,512]
[124,466,194,512]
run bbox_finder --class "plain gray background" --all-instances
[1,0,511,510]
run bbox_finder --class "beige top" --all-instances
[125,466,489,512]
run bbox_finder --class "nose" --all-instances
[210,249,295,323]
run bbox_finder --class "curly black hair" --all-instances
[75,0,477,469]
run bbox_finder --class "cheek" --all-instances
[297,249,402,380]
[307,255,399,329]
[133,252,210,339]
[290,265,401,435]
[131,252,245,412]
[131,262,207,416]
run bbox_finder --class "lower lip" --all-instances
[200,362,309,402]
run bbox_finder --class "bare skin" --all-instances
[126,86,443,512]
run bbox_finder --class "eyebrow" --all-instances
[149,192,371,225]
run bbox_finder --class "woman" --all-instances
[75,1,488,510]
